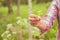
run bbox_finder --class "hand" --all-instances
[29,14,47,30]
[37,20,47,30]
[29,14,41,27]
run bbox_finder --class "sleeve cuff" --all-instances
[40,26,50,35]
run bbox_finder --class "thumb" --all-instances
[36,16,41,21]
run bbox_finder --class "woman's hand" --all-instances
[29,14,41,26]
[29,14,46,30]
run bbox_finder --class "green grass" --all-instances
[0,2,58,40]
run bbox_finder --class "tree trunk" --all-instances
[17,0,20,16]
[35,36,40,40]
[8,0,13,14]
[17,0,23,40]
[37,0,52,3]
[24,0,28,4]
[28,0,33,40]
[37,0,40,4]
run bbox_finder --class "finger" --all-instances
[29,17,39,22]
[30,22,37,26]
[30,14,41,18]
[29,17,40,22]
[35,16,41,21]
[29,17,35,21]
[29,14,41,21]
[30,21,37,24]
[30,22,37,24]
[29,14,38,18]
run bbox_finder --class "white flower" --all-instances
[16,17,20,19]
[16,20,21,24]
[7,24,13,29]
[23,19,27,24]
[7,34,11,38]
[12,32,17,34]
[5,31,9,34]
[3,39,7,40]
[1,33,5,37]
[32,30,35,34]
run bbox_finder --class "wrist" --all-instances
[36,20,47,30]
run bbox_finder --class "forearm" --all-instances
[38,0,58,34]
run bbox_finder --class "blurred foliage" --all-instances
[0,0,52,6]
[0,1,58,40]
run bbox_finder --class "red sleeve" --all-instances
[40,0,59,35]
